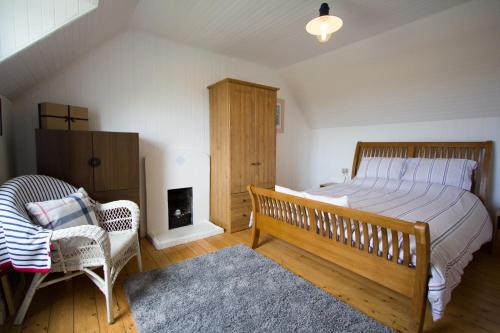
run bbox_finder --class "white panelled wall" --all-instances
[11,29,311,234]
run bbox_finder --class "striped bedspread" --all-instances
[0,175,77,272]
[307,178,492,320]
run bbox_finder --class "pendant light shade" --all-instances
[306,3,343,43]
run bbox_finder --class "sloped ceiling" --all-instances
[130,0,470,68]
[0,0,99,61]
[0,0,472,100]
[0,0,138,99]
[280,0,500,128]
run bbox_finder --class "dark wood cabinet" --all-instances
[35,129,139,204]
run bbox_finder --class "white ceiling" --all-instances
[0,0,472,99]
[281,0,500,128]
[0,0,138,99]
[130,0,471,68]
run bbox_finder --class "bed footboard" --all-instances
[247,185,430,333]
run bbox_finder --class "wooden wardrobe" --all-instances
[208,78,278,232]
[35,129,139,204]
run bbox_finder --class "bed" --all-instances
[247,141,493,333]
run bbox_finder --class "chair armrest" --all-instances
[96,200,140,232]
[51,225,110,259]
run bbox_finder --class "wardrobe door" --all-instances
[92,132,139,193]
[254,88,276,189]
[36,129,94,190]
[229,83,256,193]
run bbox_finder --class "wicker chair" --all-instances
[0,175,142,325]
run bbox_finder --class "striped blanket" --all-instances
[307,178,492,320]
[0,175,77,272]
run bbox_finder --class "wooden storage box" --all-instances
[38,102,88,130]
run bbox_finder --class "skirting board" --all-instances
[148,220,224,250]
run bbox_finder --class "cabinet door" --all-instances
[92,132,139,192]
[254,88,276,188]
[36,129,94,190]
[229,83,256,193]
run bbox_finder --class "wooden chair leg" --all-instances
[14,273,48,325]
[251,228,260,249]
[1,274,15,317]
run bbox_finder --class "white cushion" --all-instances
[402,158,477,191]
[109,231,137,261]
[303,193,350,208]
[275,185,305,198]
[356,157,406,180]
[25,188,99,230]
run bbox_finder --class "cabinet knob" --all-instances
[88,157,101,167]
[242,213,247,217]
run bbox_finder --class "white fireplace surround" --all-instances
[145,148,223,249]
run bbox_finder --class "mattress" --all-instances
[306,178,492,320]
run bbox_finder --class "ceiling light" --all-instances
[306,2,343,43]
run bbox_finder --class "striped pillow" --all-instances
[402,158,477,191]
[356,157,406,180]
[25,188,100,230]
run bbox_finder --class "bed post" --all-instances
[410,221,431,333]
[351,142,362,179]
[247,185,260,249]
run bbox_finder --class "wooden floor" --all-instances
[2,230,500,333]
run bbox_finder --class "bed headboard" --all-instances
[351,141,493,204]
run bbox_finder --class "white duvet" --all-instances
[305,178,492,320]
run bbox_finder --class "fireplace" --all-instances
[168,187,193,229]
[146,149,224,249]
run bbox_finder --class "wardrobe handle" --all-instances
[88,157,101,167]
[251,162,261,166]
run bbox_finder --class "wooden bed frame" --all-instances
[247,141,492,333]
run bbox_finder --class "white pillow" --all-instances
[356,157,406,180]
[303,193,350,208]
[25,188,100,230]
[402,158,477,191]
[275,185,305,198]
[275,186,349,207]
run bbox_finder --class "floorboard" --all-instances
[2,230,499,332]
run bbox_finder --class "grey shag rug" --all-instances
[124,245,393,333]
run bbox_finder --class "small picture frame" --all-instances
[276,98,284,133]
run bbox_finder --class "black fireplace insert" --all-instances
[168,187,193,229]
